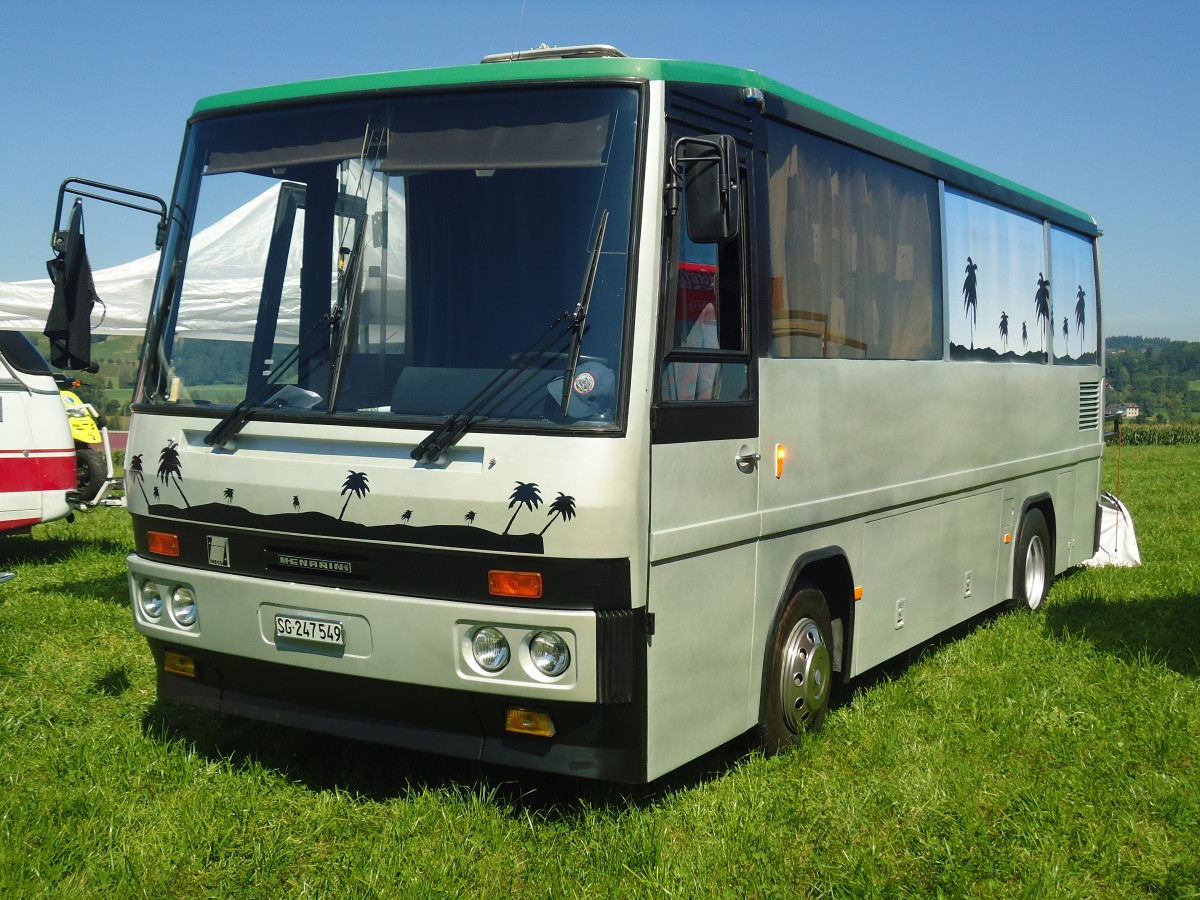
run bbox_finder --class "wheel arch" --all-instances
[768,547,855,676]
[1018,493,1057,573]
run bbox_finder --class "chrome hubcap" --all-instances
[1024,534,1046,607]
[779,618,831,733]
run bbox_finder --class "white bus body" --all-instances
[115,51,1104,781]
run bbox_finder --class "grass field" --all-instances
[2,446,1198,897]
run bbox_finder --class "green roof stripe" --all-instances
[192,56,1092,226]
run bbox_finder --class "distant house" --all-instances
[1105,402,1141,419]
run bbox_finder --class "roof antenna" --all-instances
[511,0,527,58]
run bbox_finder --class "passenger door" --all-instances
[644,130,760,774]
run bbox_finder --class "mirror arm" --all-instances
[51,178,171,252]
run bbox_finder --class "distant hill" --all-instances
[1105,336,1200,423]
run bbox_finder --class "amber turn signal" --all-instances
[147,531,181,557]
[488,570,543,599]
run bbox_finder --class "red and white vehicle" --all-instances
[1,331,75,534]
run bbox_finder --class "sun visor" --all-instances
[205,137,369,175]
[382,115,612,172]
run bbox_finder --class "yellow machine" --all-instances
[54,375,119,506]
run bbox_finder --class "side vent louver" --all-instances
[1079,382,1101,431]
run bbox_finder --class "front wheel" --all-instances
[74,446,106,503]
[759,585,835,754]
[1009,507,1052,612]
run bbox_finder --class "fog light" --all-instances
[138,579,163,619]
[529,631,570,677]
[163,650,196,678]
[171,586,197,627]
[505,707,556,738]
[470,626,510,672]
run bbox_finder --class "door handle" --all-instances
[735,446,760,473]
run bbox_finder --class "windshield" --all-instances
[140,85,639,430]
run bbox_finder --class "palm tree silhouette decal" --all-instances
[338,470,370,521]
[539,493,577,535]
[1062,316,1069,346]
[503,481,542,534]
[962,257,979,349]
[1034,273,1051,353]
[157,440,190,507]
[464,511,476,527]
[127,453,150,505]
[1075,285,1086,356]
[1022,321,1028,351]
[999,311,1009,351]
[400,509,412,525]
[223,488,234,504]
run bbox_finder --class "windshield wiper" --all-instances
[409,311,570,464]
[203,313,333,447]
[560,209,608,414]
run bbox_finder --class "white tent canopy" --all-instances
[0,178,404,340]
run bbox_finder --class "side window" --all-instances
[661,168,750,403]
[766,122,942,360]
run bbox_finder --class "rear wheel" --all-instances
[1009,508,1052,612]
[74,446,105,503]
[759,585,835,754]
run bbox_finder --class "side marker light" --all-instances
[775,443,785,479]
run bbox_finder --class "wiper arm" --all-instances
[327,215,368,405]
[410,311,570,464]
[560,209,608,414]
[203,312,333,447]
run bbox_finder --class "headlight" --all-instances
[170,586,198,627]
[529,631,570,677]
[470,626,510,672]
[138,579,163,619]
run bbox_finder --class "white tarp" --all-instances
[0,178,406,341]
[1084,491,1142,567]
[0,184,293,337]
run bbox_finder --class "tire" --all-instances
[1009,507,1052,612]
[759,585,835,754]
[75,446,106,503]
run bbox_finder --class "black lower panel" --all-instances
[147,639,647,782]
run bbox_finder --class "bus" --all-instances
[71,45,1103,781]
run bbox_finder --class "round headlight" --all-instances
[138,579,163,619]
[529,631,570,677]
[470,626,510,672]
[170,586,198,627]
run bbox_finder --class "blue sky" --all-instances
[2,0,1197,340]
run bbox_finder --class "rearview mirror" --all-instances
[672,134,740,243]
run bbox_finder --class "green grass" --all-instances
[2,448,1199,897]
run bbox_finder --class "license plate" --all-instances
[274,614,344,647]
